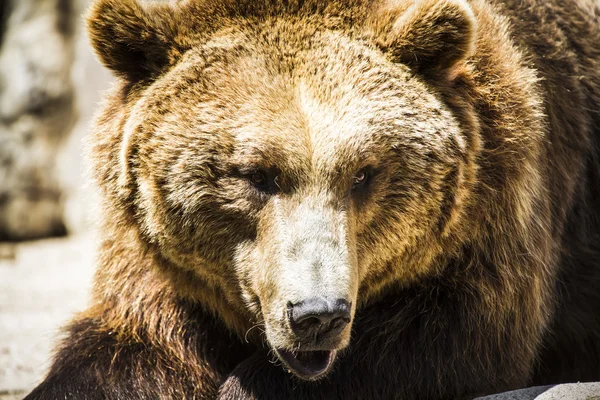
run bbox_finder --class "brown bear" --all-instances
[26,0,600,398]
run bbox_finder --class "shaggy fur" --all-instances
[27,0,600,398]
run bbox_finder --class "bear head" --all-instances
[87,0,478,380]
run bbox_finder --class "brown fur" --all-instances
[27,0,600,399]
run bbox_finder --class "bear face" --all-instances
[88,0,477,380]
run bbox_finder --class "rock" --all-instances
[0,0,77,241]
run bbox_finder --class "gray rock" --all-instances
[537,383,600,400]
[476,383,600,400]
[0,0,77,241]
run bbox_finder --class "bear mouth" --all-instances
[276,349,337,380]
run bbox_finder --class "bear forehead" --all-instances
[133,24,463,175]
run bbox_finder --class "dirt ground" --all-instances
[0,233,97,398]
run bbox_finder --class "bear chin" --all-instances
[276,349,338,380]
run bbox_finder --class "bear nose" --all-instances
[287,298,351,343]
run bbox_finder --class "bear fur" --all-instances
[27,0,600,399]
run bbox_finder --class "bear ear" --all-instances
[372,0,477,77]
[87,0,179,81]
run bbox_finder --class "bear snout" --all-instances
[286,298,351,347]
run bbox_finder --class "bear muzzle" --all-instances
[287,297,351,344]
[272,297,352,380]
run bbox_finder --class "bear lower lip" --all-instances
[276,349,337,380]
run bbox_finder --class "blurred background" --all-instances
[0,0,113,397]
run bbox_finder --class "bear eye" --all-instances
[244,170,276,194]
[250,172,266,186]
[352,169,370,190]
[249,172,268,189]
